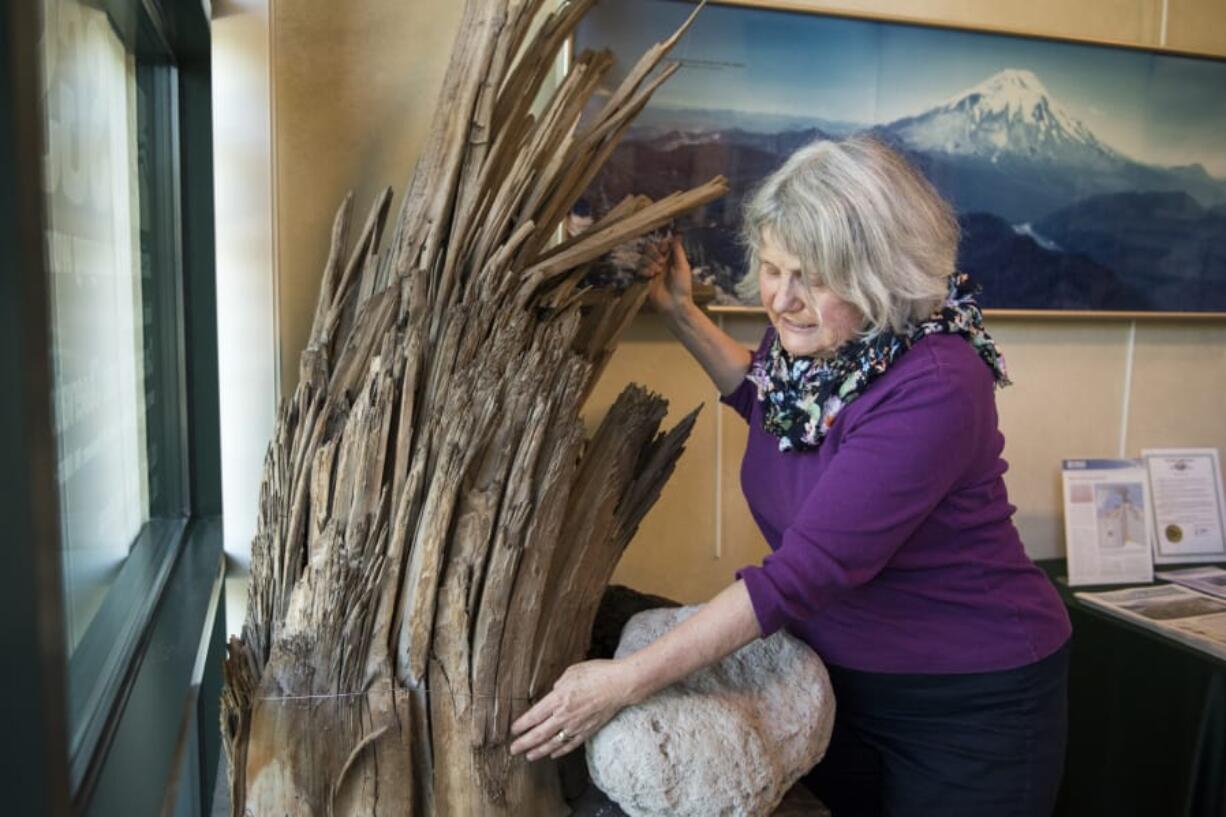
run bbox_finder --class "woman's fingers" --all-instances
[665,236,694,302]
[670,234,690,273]
[526,724,572,762]
[549,731,587,760]
[509,687,579,758]
[509,711,563,758]
[638,238,669,279]
[510,693,556,739]
[510,659,632,761]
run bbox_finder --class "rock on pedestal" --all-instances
[586,606,835,817]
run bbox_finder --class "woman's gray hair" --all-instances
[738,134,959,336]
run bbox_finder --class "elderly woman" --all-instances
[511,135,1072,816]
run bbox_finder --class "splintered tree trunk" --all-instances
[220,1,726,815]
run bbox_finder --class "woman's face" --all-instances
[757,228,864,357]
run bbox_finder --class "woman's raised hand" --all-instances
[640,234,695,320]
[638,233,752,394]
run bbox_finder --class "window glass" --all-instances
[41,0,148,654]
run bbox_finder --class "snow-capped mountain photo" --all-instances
[884,69,1121,169]
[872,68,1226,224]
[576,0,1226,312]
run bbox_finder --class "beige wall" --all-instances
[213,0,278,634]
[271,1,468,394]
[265,0,1226,605]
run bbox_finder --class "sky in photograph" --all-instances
[576,0,1226,176]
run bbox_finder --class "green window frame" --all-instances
[1,1,224,815]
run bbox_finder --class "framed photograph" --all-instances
[572,0,1226,317]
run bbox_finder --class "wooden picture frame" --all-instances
[572,0,1226,319]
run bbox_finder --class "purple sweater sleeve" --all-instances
[736,362,984,637]
[720,378,757,421]
[719,328,774,422]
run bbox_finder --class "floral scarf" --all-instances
[746,273,1011,453]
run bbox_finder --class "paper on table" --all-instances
[1156,566,1226,601]
[1077,583,1226,661]
[1143,449,1226,565]
[1062,459,1154,587]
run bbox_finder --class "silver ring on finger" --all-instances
[555,729,568,743]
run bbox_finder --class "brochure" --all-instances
[1062,459,1154,586]
[1142,448,1226,564]
[1076,584,1226,661]
[1156,566,1226,601]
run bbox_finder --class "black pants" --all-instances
[804,642,1070,817]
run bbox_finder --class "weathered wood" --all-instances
[522,178,729,294]
[222,1,729,814]
[310,193,354,349]
[243,683,417,817]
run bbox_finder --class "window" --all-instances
[39,0,199,793]
[4,0,219,812]
[43,0,149,656]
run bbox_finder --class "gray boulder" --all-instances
[586,606,835,817]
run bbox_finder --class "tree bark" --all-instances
[221,2,725,814]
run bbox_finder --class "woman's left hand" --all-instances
[509,659,639,761]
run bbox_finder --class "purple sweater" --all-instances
[725,329,1071,674]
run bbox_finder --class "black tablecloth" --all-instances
[1039,560,1226,817]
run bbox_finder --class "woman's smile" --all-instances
[780,316,819,332]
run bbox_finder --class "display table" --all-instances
[1040,560,1226,817]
